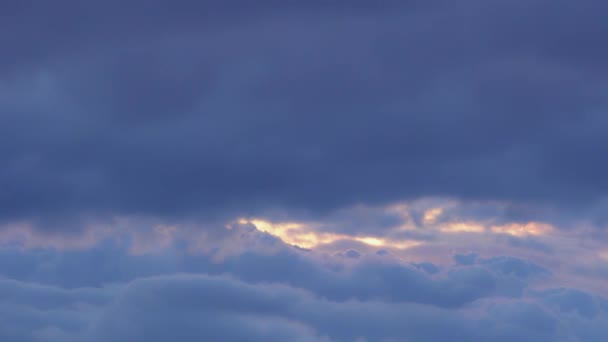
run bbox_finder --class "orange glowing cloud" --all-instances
[490,222,553,237]
[423,207,443,225]
[439,221,486,233]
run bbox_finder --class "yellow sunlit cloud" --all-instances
[237,218,421,250]
[355,236,385,246]
[356,236,420,249]
[439,221,486,233]
[490,222,553,237]
[423,207,443,225]
[239,218,304,237]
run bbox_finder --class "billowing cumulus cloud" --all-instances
[0,238,607,342]
[0,216,607,340]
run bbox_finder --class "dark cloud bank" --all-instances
[2,0,608,226]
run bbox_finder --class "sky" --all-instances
[2,1,608,341]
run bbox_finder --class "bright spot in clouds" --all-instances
[238,218,421,250]
[440,221,486,233]
[423,207,443,225]
[491,222,554,237]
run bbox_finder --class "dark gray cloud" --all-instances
[0,259,606,342]
[497,235,554,253]
[2,1,608,229]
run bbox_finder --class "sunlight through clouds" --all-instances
[237,218,422,250]
[439,221,486,233]
[423,207,443,225]
[491,222,554,237]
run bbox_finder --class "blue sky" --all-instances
[2,1,608,341]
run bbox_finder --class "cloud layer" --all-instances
[3,1,608,228]
[3,1,608,341]
[1,237,607,342]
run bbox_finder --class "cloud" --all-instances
[2,2,608,339]
[0,220,606,341]
[1,1,608,230]
[1,269,607,341]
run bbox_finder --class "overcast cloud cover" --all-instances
[2,1,608,341]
